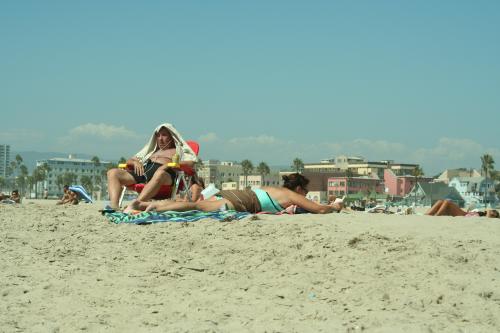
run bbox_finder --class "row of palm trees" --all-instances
[0,155,118,198]
[0,154,51,198]
[239,158,305,188]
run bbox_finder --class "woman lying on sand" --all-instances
[128,173,343,214]
[426,199,499,218]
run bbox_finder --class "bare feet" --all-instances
[123,199,142,214]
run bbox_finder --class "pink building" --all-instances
[384,169,432,197]
[327,177,384,196]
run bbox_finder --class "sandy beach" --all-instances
[1,200,500,332]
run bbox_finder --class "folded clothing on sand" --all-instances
[105,210,251,224]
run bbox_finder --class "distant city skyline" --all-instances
[2,1,499,175]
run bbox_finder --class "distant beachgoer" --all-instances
[10,190,21,203]
[1,190,21,204]
[426,200,499,218]
[129,173,343,214]
[43,188,49,199]
[57,185,79,205]
[106,123,199,211]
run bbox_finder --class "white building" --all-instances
[448,176,498,207]
[36,155,113,198]
[0,144,10,178]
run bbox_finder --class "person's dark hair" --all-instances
[63,185,69,190]
[490,210,499,218]
[12,190,19,194]
[282,173,309,190]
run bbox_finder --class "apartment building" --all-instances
[36,155,112,197]
[197,160,243,189]
[238,173,282,189]
[0,144,10,178]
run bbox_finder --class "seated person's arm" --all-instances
[126,156,144,176]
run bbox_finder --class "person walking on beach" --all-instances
[426,199,499,218]
[128,173,343,214]
[106,123,198,211]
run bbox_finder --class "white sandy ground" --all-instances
[1,200,500,333]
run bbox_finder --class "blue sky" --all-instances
[1,1,499,174]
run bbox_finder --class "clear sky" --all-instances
[1,1,499,175]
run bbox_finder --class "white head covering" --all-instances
[134,123,198,163]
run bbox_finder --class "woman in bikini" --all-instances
[129,173,343,214]
[426,199,499,218]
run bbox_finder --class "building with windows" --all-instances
[0,144,10,178]
[327,176,384,197]
[238,173,282,189]
[305,155,419,180]
[197,160,243,189]
[448,176,498,207]
[36,155,113,198]
[384,169,433,198]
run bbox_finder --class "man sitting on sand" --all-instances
[426,199,499,218]
[57,185,79,205]
[106,123,199,211]
[128,173,343,214]
[1,190,21,204]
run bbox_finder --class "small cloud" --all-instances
[229,135,279,145]
[198,132,218,143]
[68,123,139,140]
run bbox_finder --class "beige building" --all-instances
[305,155,418,179]
[221,182,238,190]
[197,160,243,189]
[239,173,282,189]
[435,168,481,184]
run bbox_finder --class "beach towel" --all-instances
[105,210,251,224]
[69,185,93,203]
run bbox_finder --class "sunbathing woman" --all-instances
[426,200,499,218]
[129,173,343,214]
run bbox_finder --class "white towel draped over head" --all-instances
[134,123,198,163]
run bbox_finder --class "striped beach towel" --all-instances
[105,210,251,224]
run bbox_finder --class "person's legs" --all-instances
[142,197,232,212]
[107,168,137,209]
[426,200,444,215]
[435,200,466,216]
[135,168,174,202]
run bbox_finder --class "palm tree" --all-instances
[480,154,495,205]
[91,156,101,167]
[241,159,253,189]
[91,156,102,197]
[291,158,304,173]
[118,157,127,164]
[80,175,94,194]
[32,163,51,198]
[481,154,495,179]
[17,164,29,196]
[62,172,78,187]
[256,162,270,186]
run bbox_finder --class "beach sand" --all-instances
[1,200,500,332]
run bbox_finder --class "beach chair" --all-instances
[118,141,200,207]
